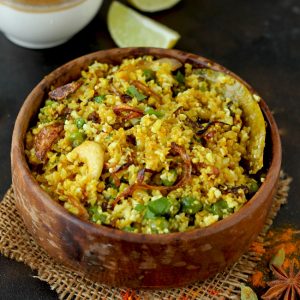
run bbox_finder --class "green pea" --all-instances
[161,169,177,186]
[148,197,171,216]
[211,199,228,217]
[247,180,259,194]
[75,118,85,129]
[147,217,169,234]
[94,95,106,103]
[69,131,86,147]
[181,196,203,214]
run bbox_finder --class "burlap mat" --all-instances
[0,173,292,300]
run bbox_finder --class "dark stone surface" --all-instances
[0,0,299,298]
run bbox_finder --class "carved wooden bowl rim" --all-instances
[11,47,282,244]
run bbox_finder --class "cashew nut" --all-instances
[69,141,104,179]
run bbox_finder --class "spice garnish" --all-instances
[261,260,300,300]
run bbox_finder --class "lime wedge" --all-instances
[107,1,180,48]
[128,0,181,12]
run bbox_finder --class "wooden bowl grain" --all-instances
[11,48,281,288]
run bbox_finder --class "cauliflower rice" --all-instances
[25,56,266,234]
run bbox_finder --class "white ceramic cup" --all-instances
[0,0,103,49]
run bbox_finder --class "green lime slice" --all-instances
[107,1,180,48]
[128,0,181,12]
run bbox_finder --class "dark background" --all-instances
[0,0,299,299]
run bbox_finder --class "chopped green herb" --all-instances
[143,69,155,82]
[144,106,164,118]
[94,95,106,103]
[176,70,185,85]
[126,85,147,101]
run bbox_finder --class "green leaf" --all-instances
[270,248,285,268]
[126,85,147,101]
[241,285,258,300]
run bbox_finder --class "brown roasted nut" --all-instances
[49,81,81,100]
[34,123,64,162]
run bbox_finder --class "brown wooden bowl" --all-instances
[11,48,281,288]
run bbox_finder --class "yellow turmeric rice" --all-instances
[25,56,266,234]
